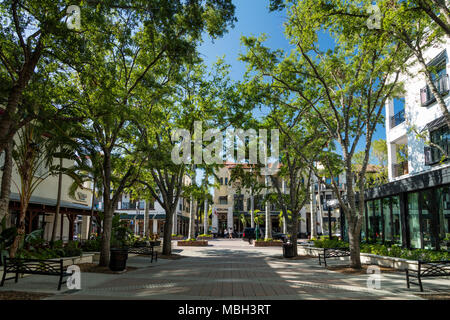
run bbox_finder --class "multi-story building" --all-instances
[0,130,94,242]
[212,162,311,237]
[363,37,450,251]
[114,192,190,237]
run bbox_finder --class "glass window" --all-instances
[408,193,421,249]
[420,190,438,250]
[393,97,405,114]
[391,196,402,245]
[234,195,244,211]
[219,196,228,205]
[382,198,392,242]
[437,186,450,250]
[430,125,450,163]
[368,199,382,242]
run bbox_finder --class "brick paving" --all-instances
[1,239,448,300]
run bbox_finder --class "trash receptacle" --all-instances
[282,242,294,258]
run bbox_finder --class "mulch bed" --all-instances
[326,264,401,274]
[0,291,53,300]
[76,263,139,274]
[416,293,450,300]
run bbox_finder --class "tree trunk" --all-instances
[88,179,96,239]
[162,206,174,255]
[348,219,362,268]
[345,164,362,269]
[291,214,299,257]
[310,178,317,238]
[317,178,324,235]
[0,140,13,224]
[51,157,63,245]
[265,175,272,240]
[250,194,255,228]
[99,153,112,267]
[144,198,149,237]
[203,198,208,234]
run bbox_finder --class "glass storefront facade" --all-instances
[361,185,450,250]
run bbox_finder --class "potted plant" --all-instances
[109,217,132,272]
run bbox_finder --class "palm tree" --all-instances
[9,122,53,257]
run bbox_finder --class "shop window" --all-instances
[437,186,450,250]
[408,193,421,249]
[391,196,402,245]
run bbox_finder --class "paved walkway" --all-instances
[1,239,448,300]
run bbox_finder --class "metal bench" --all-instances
[318,248,350,267]
[406,260,450,292]
[1,257,70,290]
[128,245,157,263]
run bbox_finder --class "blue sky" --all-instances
[198,0,387,157]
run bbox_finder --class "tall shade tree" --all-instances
[241,1,408,268]
[71,1,235,266]
[0,0,112,153]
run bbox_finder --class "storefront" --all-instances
[354,167,450,251]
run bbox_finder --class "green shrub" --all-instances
[82,238,101,252]
[313,239,349,249]
[63,241,82,257]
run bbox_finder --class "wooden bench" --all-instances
[406,260,450,292]
[1,257,70,290]
[318,248,350,267]
[128,244,157,263]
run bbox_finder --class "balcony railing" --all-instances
[392,161,409,178]
[390,109,405,128]
[420,74,449,107]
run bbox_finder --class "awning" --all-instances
[422,115,447,132]
[427,50,447,67]
[9,192,94,211]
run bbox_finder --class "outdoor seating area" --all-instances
[318,248,351,267]
[1,258,70,291]
[406,260,450,292]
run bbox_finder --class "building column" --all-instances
[212,207,218,233]
[172,213,177,235]
[153,219,158,234]
[81,216,90,240]
[227,206,233,233]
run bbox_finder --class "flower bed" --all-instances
[254,240,283,247]
[177,240,208,246]
[171,235,185,240]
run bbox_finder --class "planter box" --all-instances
[254,241,283,247]
[177,240,208,246]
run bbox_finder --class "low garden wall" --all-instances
[297,245,419,270]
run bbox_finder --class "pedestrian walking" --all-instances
[228,227,233,239]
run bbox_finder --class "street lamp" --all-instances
[326,199,340,240]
